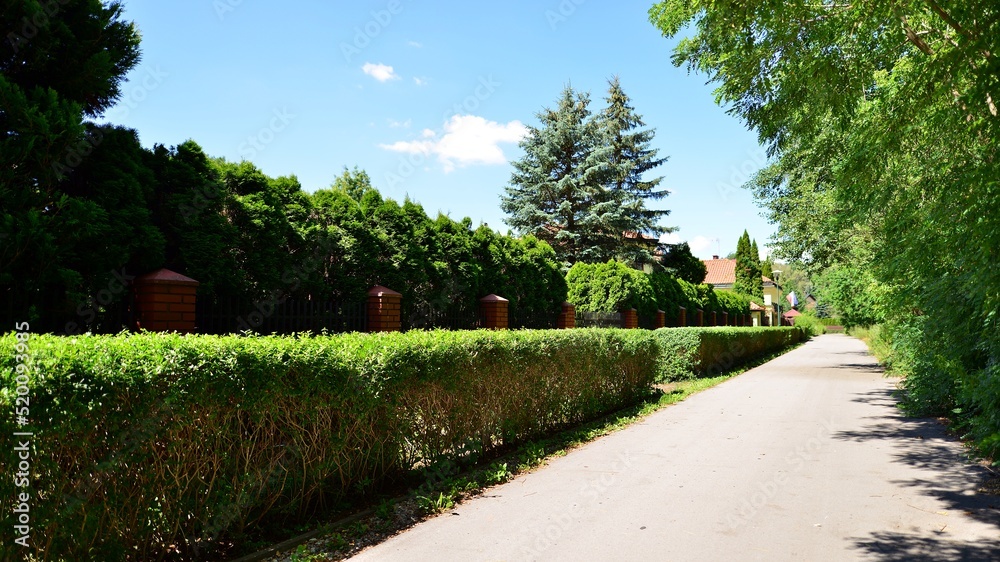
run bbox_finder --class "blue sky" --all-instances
[106,0,775,259]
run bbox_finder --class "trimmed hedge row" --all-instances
[653,327,807,382]
[0,326,805,560]
[0,329,657,561]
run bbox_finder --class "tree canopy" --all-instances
[650,0,1000,458]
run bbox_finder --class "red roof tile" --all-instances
[702,258,736,285]
[702,258,776,286]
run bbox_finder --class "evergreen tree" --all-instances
[599,76,671,264]
[733,230,763,299]
[502,82,671,265]
[501,86,614,264]
[1,1,141,328]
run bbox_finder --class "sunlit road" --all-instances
[350,335,999,561]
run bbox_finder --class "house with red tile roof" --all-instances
[701,256,783,326]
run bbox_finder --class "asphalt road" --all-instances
[349,335,999,561]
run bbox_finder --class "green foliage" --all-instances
[792,313,826,337]
[502,80,670,265]
[0,328,658,559]
[567,261,752,324]
[652,326,807,381]
[657,241,706,284]
[733,230,762,300]
[650,0,1000,461]
[814,266,885,329]
[1,1,142,331]
[567,261,657,318]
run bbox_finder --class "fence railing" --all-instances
[575,311,623,329]
[196,296,366,335]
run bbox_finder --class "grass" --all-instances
[254,341,804,561]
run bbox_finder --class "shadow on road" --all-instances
[832,389,1000,560]
[850,531,999,561]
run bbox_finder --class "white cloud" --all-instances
[689,235,715,255]
[388,118,411,128]
[659,232,682,245]
[380,114,527,172]
[413,77,427,86]
[361,62,399,82]
[408,40,423,48]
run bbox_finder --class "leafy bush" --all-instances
[793,313,826,336]
[653,327,807,381]
[0,329,657,561]
[568,262,753,324]
[566,261,657,318]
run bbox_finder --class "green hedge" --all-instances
[0,329,657,561]
[653,326,808,381]
[567,261,753,323]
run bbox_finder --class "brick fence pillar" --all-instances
[133,268,199,333]
[722,312,729,326]
[556,301,576,329]
[696,309,704,327]
[367,285,402,332]
[655,309,665,329]
[621,308,638,329]
[677,306,686,327]
[480,294,509,329]
[710,311,717,326]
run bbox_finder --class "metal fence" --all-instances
[509,308,559,330]
[195,296,366,335]
[402,301,480,331]
[575,310,623,329]
[2,289,133,335]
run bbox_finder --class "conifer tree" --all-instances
[502,81,671,265]
[599,76,671,264]
[733,230,763,299]
[501,86,616,264]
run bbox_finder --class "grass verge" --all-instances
[249,341,805,562]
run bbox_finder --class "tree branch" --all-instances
[894,6,934,55]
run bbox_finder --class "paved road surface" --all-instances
[350,335,999,561]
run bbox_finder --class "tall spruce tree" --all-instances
[501,86,616,264]
[599,76,671,264]
[502,82,671,265]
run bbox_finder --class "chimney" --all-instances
[712,255,719,260]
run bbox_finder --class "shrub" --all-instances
[652,326,807,381]
[568,262,752,324]
[793,313,826,336]
[0,328,658,561]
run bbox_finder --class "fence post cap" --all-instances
[368,285,401,297]
[480,294,509,303]
[135,268,199,286]
[562,301,575,308]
